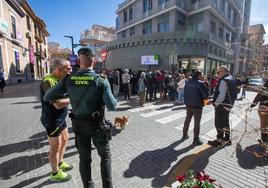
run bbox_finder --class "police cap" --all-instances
[78,47,95,59]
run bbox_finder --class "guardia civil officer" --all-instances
[44,48,117,188]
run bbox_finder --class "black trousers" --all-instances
[72,118,113,188]
[215,105,230,140]
[183,107,203,139]
[123,83,129,100]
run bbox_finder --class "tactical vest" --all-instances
[213,74,237,106]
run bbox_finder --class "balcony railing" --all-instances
[158,1,172,11]
[81,34,116,42]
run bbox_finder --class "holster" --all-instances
[99,120,113,141]
[69,110,113,141]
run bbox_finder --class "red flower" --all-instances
[176,175,186,182]
[197,174,205,181]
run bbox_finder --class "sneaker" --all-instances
[59,161,74,172]
[181,134,189,140]
[193,139,203,146]
[207,139,222,147]
[50,169,71,182]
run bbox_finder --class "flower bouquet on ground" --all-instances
[172,170,222,188]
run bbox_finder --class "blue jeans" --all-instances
[178,88,184,104]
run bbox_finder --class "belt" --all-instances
[72,111,101,120]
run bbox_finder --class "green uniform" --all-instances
[44,69,116,188]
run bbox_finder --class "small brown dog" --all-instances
[114,116,129,130]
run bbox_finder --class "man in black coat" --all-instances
[182,71,209,145]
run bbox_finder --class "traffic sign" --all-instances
[101,49,107,61]
[69,54,78,66]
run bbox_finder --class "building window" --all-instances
[142,20,152,35]
[129,7,133,20]
[143,0,152,13]
[26,15,31,31]
[158,20,169,32]
[148,0,152,10]
[123,10,128,23]
[122,30,126,38]
[189,21,203,32]
[14,50,20,72]
[197,21,203,32]
[209,46,212,53]
[219,27,223,39]
[130,27,135,36]
[227,6,232,20]
[11,15,16,39]
[43,34,46,44]
[233,13,237,26]
[35,42,38,52]
[159,0,169,5]
[191,0,200,4]
[158,14,169,32]
[220,0,225,14]
[158,21,169,32]
[34,25,37,36]
[116,17,119,30]
[210,21,216,34]
[231,34,235,43]
[225,32,230,42]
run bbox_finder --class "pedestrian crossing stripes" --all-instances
[156,110,186,124]
[127,102,250,139]
[128,103,174,113]
[140,106,182,118]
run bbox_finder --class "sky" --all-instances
[250,0,268,42]
[28,0,122,49]
[28,0,268,49]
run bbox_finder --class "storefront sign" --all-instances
[29,45,35,64]
[69,54,77,66]
[16,31,23,42]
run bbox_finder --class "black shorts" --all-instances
[44,121,67,137]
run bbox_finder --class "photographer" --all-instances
[44,48,117,188]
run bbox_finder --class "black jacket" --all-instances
[184,78,209,108]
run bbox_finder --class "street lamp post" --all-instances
[64,35,74,55]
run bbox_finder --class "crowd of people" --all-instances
[38,46,268,188]
[99,68,250,106]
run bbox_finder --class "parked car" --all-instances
[247,77,265,91]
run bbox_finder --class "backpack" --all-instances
[223,78,238,105]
